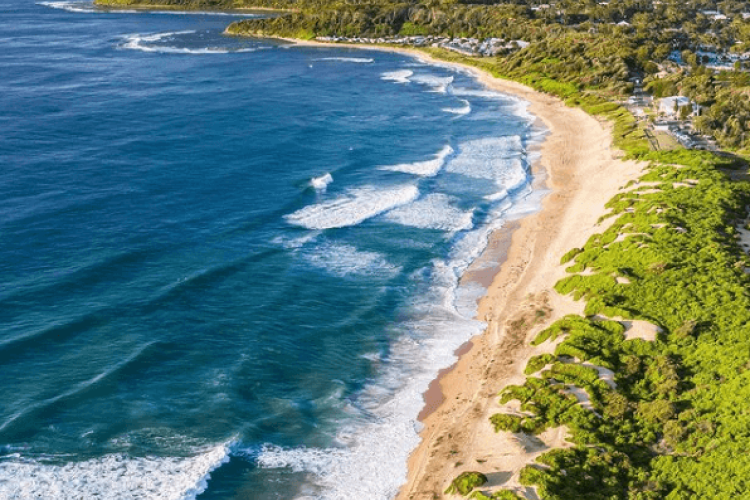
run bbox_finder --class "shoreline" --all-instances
[91,2,293,13]
[276,39,644,499]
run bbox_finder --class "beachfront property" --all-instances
[700,10,728,20]
[667,45,750,71]
[657,95,697,118]
[316,35,530,57]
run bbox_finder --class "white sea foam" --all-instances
[315,57,374,64]
[446,136,529,190]
[120,32,262,54]
[378,145,453,177]
[0,443,231,500]
[450,87,509,100]
[37,1,261,14]
[385,194,473,232]
[410,74,454,93]
[38,1,95,12]
[285,185,419,230]
[272,230,321,250]
[304,242,401,277]
[442,99,471,116]
[511,99,535,123]
[380,70,412,84]
[128,30,196,42]
[451,87,536,124]
[484,189,509,201]
[310,173,333,191]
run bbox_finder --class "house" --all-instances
[700,10,727,20]
[659,96,694,117]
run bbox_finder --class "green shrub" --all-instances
[445,471,488,496]
[490,413,524,433]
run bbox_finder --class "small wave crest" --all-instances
[385,193,473,232]
[410,74,454,93]
[442,99,471,116]
[379,145,453,177]
[310,173,333,191]
[303,242,401,278]
[272,231,321,250]
[0,443,231,500]
[37,1,262,15]
[285,185,418,230]
[120,31,261,54]
[451,88,536,123]
[37,1,94,12]
[315,57,374,64]
[450,87,509,100]
[380,70,412,84]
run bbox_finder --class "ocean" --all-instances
[0,3,546,498]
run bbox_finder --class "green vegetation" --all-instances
[486,149,750,498]
[470,490,524,500]
[524,353,554,374]
[94,0,289,11]
[445,471,488,496]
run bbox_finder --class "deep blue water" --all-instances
[0,3,544,499]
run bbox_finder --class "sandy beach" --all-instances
[398,54,643,500]
[284,38,645,499]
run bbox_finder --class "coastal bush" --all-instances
[490,413,524,433]
[470,491,524,500]
[559,247,582,265]
[503,148,750,497]
[524,353,554,374]
[399,21,428,36]
[445,471,488,496]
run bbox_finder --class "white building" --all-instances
[700,10,727,20]
[659,96,694,117]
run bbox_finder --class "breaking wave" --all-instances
[379,145,453,177]
[303,242,401,278]
[0,443,232,500]
[37,1,97,12]
[310,173,334,191]
[38,1,262,15]
[410,74,454,93]
[446,136,529,190]
[442,99,471,116]
[315,57,374,63]
[385,193,474,232]
[285,185,419,230]
[380,70,412,84]
[120,31,262,54]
